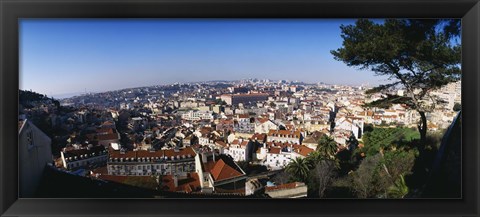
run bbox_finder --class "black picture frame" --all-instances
[1,0,479,216]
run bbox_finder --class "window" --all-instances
[26,128,34,151]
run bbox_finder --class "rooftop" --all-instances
[109,147,196,161]
[160,172,201,193]
[210,158,244,182]
[265,182,306,192]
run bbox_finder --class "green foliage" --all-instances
[350,148,417,198]
[363,123,374,133]
[362,127,419,157]
[331,19,461,96]
[331,19,461,147]
[285,157,312,182]
[19,90,60,110]
[317,135,338,159]
[382,149,418,179]
[350,154,390,198]
[364,83,400,95]
[307,160,337,198]
[285,151,342,197]
[350,127,419,198]
[388,175,409,198]
[271,171,295,185]
[305,150,325,166]
[363,94,414,109]
[326,176,357,198]
[20,90,50,103]
[424,129,447,150]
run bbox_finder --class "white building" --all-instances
[107,147,196,177]
[267,129,303,144]
[335,117,364,139]
[181,110,214,121]
[256,142,314,170]
[18,120,53,197]
[223,139,249,162]
[61,145,109,170]
[254,118,278,134]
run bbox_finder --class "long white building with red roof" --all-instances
[255,141,314,170]
[106,147,197,177]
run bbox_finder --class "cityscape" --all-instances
[19,19,461,198]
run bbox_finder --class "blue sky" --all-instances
[20,19,391,97]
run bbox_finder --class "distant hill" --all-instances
[19,90,59,109]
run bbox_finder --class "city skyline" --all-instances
[20,19,390,98]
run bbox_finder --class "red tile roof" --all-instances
[268,147,282,154]
[237,114,250,119]
[210,159,244,182]
[240,140,249,147]
[102,120,115,126]
[91,166,108,175]
[218,119,234,125]
[96,133,120,141]
[160,172,201,193]
[234,93,269,97]
[265,182,305,192]
[214,187,246,195]
[267,129,301,138]
[293,145,314,157]
[251,133,266,141]
[202,159,217,173]
[96,128,114,134]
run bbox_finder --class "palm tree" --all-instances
[285,157,311,182]
[388,174,409,198]
[306,151,324,168]
[317,135,338,160]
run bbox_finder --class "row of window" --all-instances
[109,164,195,174]
[114,171,176,176]
[67,158,106,169]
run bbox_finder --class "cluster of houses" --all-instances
[54,116,320,195]
[20,79,461,197]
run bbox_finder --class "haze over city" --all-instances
[20,19,389,98]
